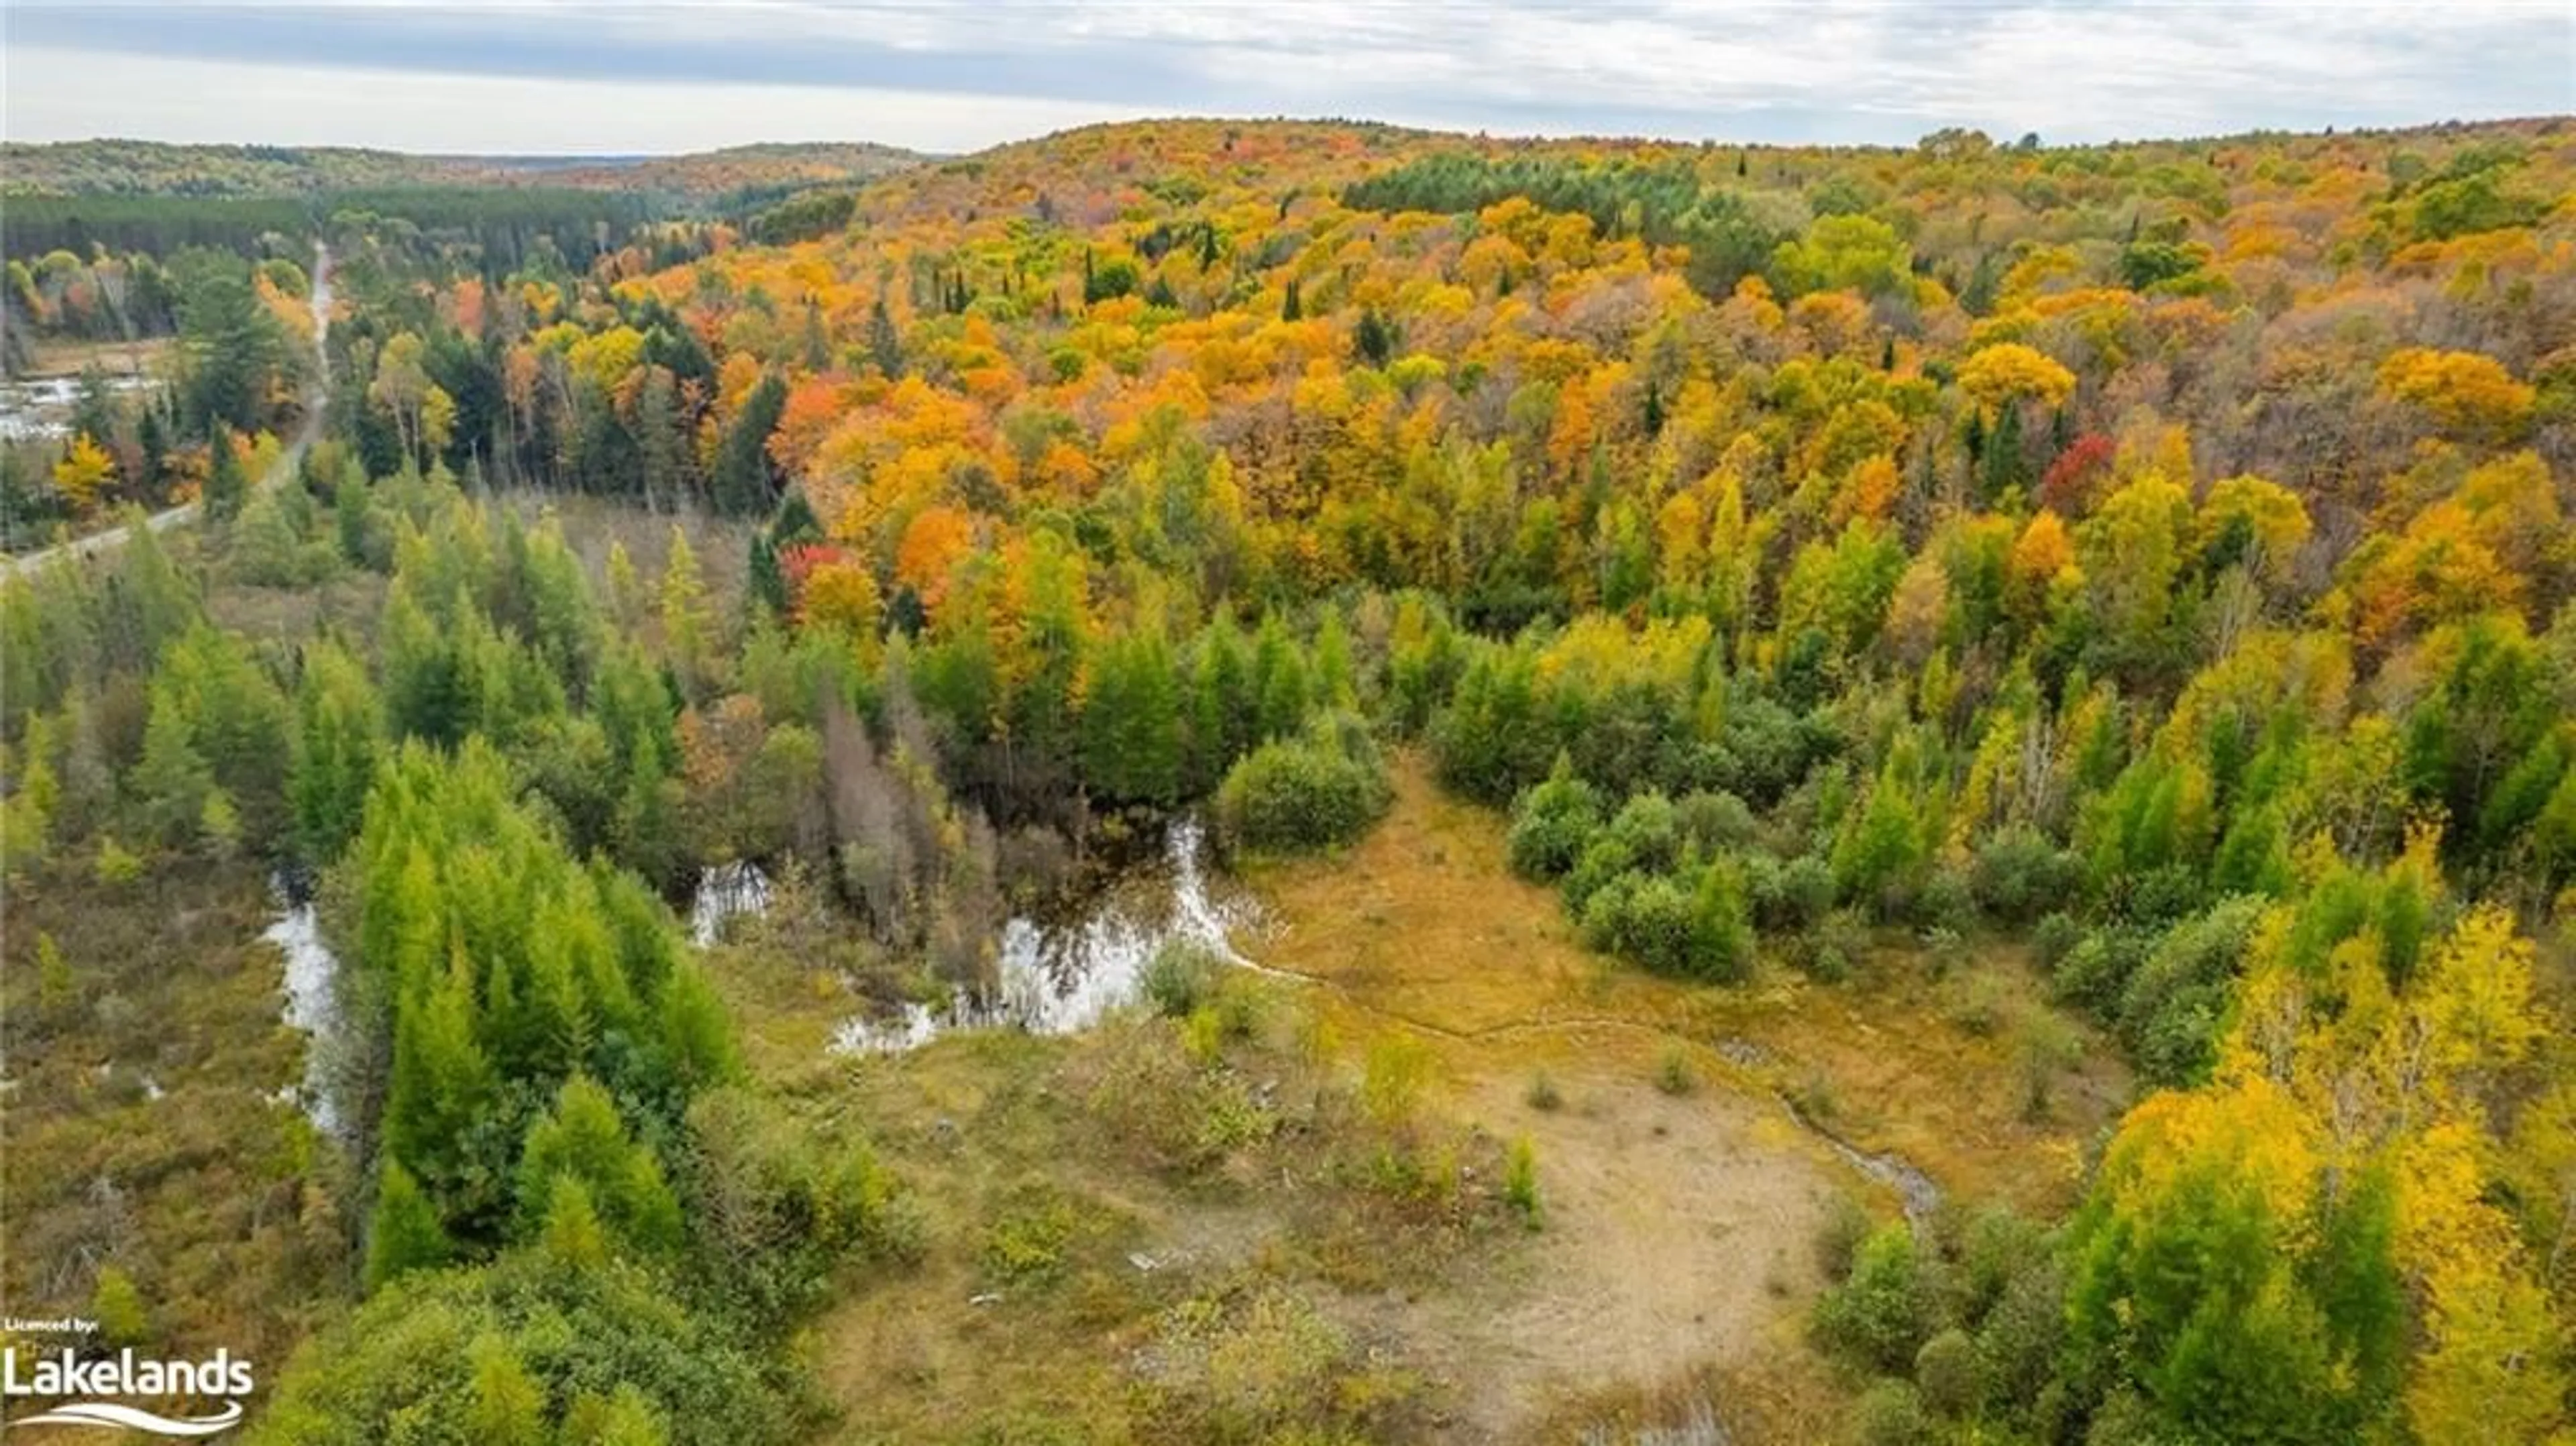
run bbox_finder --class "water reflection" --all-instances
[690,860,772,946]
[830,819,1256,1054]
[0,373,157,443]
[262,877,346,1139]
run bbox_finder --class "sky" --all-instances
[5,1,2571,157]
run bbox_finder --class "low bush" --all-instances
[1142,940,1224,1017]
[1503,1136,1542,1228]
[1813,1223,1941,1375]
[980,1182,1081,1286]
[1970,826,2085,925]
[1674,787,1761,853]
[1214,713,1391,854]
[1603,791,1684,873]
[1654,1044,1697,1097]
[682,1087,917,1320]
[2115,897,2263,1086]
[1814,1192,1874,1280]
[1506,756,1603,881]
[1914,1327,1978,1417]
[1138,1284,1422,1444]
[1581,871,1699,975]
[1848,1379,1931,1446]
[1581,860,1754,983]
[1750,852,1837,932]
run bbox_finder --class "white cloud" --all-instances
[1,45,1134,154]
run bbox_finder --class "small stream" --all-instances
[1788,1103,1943,1227]
[828,819,1261,1053]
[262,876,347,1140]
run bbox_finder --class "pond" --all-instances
[827,818,1262,1053]
[262,876,348,1140]
[0,372,158,443]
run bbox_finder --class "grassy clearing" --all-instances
[1237,753,2128,1438]
[1248,755,2129,1215]
[18,337,172,380]
[702,748,2126,1443]
[707,948,1524,1445]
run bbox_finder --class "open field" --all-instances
[17,337,172,380]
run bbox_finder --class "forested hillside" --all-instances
[3,113,2573,1445]
[2,138,925,202]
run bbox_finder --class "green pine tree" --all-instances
[204,427,248,522]
[131,680,213,848]
[363,1157,453,1292]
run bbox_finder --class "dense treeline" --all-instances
[3,137,923,204]
[1,188,664,275]
[0,194,314,260]
[1343,150,1788,296]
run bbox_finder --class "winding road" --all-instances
[7,241,331,578]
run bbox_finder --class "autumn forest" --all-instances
[3,109,2575,1446]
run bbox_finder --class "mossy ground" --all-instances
[0,857,352,1395]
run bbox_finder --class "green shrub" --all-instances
[1523,1072,1563,1112]
[1915,868,1974,933]
[1603,791,1682,873]
[1847,1379,1931,1446]
[1654,1044,1697,1097]
[1971,826,2085,924]
[1674,788,1760,852]
[93,836,142,886]
[1214,713,1391,854]
[981,1184,1080,1286]
[1142,940,1224,1017]
[1913,1327,1978,1417]
[1973,1257,2068,1416]
[1360,1036,1432,1125]
[91,1264,149,1347]
[1575,855,1756,982]
[1814,1192,1874,1280]
[1690,858,1756,984]
[1506,757,1603,881]
[1814,1224,1937,1374]
[1503,1136,1542,1228]
[2049,926,2140,1018]
[2116,897,2263,1086]
[2031,911,2086,970]
[1561,833,1639,915]
[682,1087,914,1319]
[1798,909,1870,984]
[1580,871,1699,976]
[1140,1286,1413,1443]
[1752,852,1837,932]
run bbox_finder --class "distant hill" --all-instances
[0,139,930,203]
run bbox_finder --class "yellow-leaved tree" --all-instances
[51,433,117,514]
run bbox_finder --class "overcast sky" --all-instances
[6,1,2571,157]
